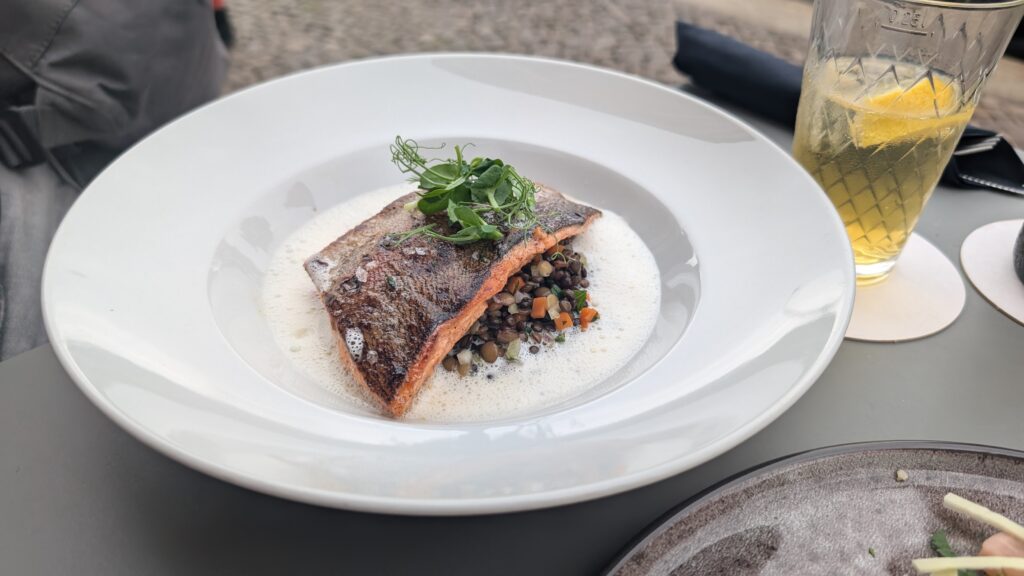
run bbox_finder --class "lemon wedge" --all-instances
[839,78,971,148]
[867,75,959,113]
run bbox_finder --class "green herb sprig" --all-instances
[930,530,979,576]
[389,136,538,245]
[573,290,589,312]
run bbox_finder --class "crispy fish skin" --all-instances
[304,186,601,416]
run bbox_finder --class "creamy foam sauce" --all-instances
[262,183,661,422]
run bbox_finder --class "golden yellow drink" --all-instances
[793,57,973,282]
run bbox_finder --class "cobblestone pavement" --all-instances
[224,0,1024,146]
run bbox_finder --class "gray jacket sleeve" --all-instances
[2,0,227,154]
[0,0,227,359]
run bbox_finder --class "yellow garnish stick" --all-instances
[912,556,1024,573]
[944,493,1024,544]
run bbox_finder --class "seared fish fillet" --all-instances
[304,186,601,416]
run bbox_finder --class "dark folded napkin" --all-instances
[673,21,1024,196]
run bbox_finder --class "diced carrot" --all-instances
[554,311,573,331]
[505,276,524,294]
[531,297,548,319]
[579,307,599,331]
[544,243,563,257]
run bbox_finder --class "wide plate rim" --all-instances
[41,52,855,515]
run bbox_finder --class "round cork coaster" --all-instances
[961,219,1024,328]
[845,234,965,342]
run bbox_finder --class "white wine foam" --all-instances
[262,183,661,422]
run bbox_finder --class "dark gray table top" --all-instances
[2,111,1023,576]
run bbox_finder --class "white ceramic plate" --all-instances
[42,54,854,515]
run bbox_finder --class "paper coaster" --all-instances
[845,234,966,342]
[961,219,1024,327]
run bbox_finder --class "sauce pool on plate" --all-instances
[262,183,661,422]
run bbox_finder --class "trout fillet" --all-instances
[304,186,601,416]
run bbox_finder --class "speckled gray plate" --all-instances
[607,442,1024,575]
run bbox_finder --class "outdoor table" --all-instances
[2,96,1022,576]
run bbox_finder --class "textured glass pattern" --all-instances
[793,0,1024,279]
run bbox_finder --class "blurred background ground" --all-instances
[224,0,1024,146]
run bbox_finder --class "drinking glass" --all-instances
[793,0,1024,283]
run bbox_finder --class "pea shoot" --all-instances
[389,136,538,245]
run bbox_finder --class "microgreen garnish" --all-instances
[555,333,566,343]
[389,136,538,245]
[930,531,979,576]
[386,276,397,290]
[550,284,564,298]
[868,547,876,558]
